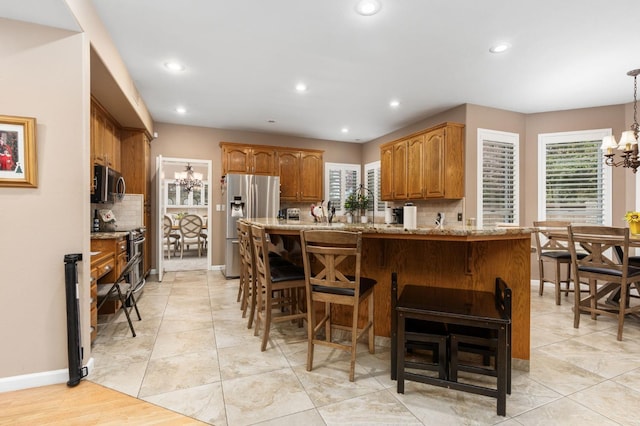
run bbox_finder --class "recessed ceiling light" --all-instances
[176,106,186,114]
[356,0,382,16]
[164,61,185,71]
[489,43,511,53]
[341,127,349,133]
[295,83,307,92]
[390,100,400,108]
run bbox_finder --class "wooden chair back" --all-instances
[533,220,571,257]
[300,229,362,301]
[568,225,628,275]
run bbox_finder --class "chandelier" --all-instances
[175,163,203,192]
[602,68,640,173]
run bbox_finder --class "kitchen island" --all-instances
[245,218,533,365]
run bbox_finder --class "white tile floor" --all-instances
[89,271,640,425]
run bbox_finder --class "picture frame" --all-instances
[0,114,37,188]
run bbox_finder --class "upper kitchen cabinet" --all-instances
[392,139,408,200]
[91,98,121,171]
[380,144,394,200]
[423,123,464,199]
[277,149,324,202]
[379,138,409,200]
[380,122,464,201]
[220,142,276,175]
[407,135,425,199]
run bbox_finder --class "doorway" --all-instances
[156,156,212,280]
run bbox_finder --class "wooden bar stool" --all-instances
[300,229,377,382]
[250,224,307,351]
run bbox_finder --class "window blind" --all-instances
[544,140,604,224]
[478,129,519,227]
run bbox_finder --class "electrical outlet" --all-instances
[458,212,463,221]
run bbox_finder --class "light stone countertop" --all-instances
[90,231,130,239]
[243,218,533,240]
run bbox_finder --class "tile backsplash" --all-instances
[91,193,144,231]
[283,199,465,226]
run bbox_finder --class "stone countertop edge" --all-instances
[243,218,533,236]
[90,231,131,239]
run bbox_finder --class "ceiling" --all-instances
[2,0,640,143]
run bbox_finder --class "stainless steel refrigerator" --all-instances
[224,174,280,278]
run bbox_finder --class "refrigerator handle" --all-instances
[252,182,258,218]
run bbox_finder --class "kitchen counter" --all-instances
[91,231,130,239]
[246,218,532,365]
[246,218,533,240]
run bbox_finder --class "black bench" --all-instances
[393,274,511,416]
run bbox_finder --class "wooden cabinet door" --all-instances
[278,151,300,200]
[393,140,408,199]
[424,128,445,198]
[380,144,394,200]
[224,146,250,174]
[103,119,117,168]
[252,148,276,175]
[406,135,424,199]
[93,110,106,166]
[299,151,323,202]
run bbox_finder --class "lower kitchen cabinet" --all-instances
[91,235,128,322]
[89,250,114,343]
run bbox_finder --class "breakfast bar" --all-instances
[245,218,533,365]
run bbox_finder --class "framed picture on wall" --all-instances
[0,114,37,188]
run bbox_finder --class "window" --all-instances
[477,129,519,226]
[538,129,612,225]
[324,163,360,214]
[365,161,384,214]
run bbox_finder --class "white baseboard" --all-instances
[0,358,94,393]
[210,264,224,271]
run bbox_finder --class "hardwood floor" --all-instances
[0,381,206,425]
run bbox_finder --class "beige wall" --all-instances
[0,19,89,379]
[149,123,364,268]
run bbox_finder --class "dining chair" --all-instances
[300,229,377,382]
[568,225,640,340]
[163,215,181,259]
[96,253,143,337]
[250,224,307,351]
[534,220,586,305]
[178,214,206,258]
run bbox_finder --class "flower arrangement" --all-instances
[624,211,640,223]
[625,211,640,235]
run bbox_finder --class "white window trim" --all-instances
[537,128,612,225]
[324,162,361,215]
[476,128,520,227]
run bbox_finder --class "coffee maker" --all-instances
[392,207,404,225]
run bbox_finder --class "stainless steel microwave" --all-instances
[91,164,126,203]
